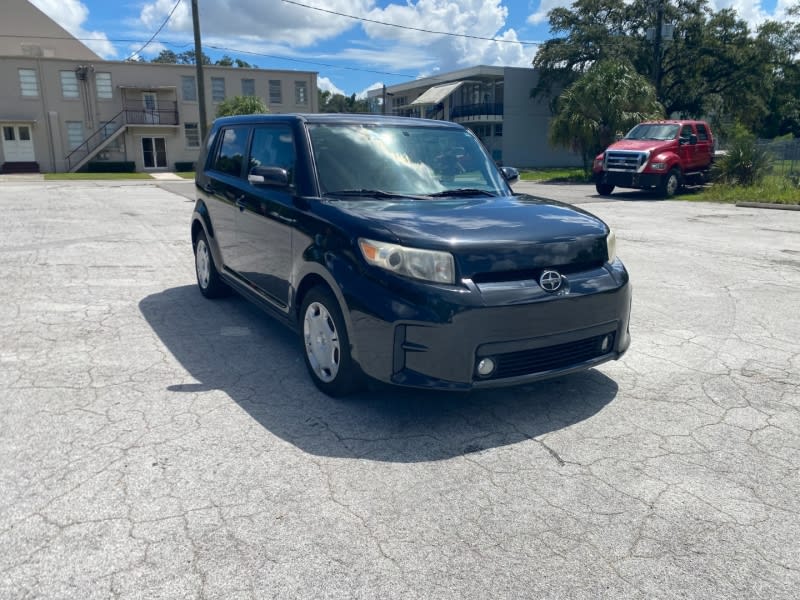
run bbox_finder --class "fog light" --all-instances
[476,358,496,377]
[600,335,613,352]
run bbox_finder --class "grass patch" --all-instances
[685,176,800,204]
[44,172,153,180]
[175,172,195,179]
[519,167,590,183]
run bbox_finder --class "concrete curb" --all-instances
[736,202,800,211]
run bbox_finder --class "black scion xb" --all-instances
[191,114,631,396]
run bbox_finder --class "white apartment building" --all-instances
[369,66,581,168]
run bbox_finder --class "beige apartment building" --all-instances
[1,0,317,173]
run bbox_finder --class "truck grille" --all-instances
[487,333,615,380]
[605,151,648,172]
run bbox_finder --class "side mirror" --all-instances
[248,165,289,187]
[500,166,519,184]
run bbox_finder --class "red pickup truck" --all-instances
[592,120,715,197]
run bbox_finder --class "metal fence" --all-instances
[756,138,800,177]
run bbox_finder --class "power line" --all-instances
[281,0,541,46]
[124,0,183,61]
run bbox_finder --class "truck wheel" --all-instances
[658,168,681,198]
[595,183,615,196]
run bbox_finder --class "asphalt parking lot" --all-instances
[1,180,799,599]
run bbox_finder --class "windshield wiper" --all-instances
[427,188,498,198]
[324,189,434,200]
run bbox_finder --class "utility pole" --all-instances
[653,0,664,97]
[192,0,208,140]
[382,84,387,115]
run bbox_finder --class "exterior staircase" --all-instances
[64,102,179,172]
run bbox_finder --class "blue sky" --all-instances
[30,0,792,97]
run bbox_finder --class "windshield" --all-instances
[308,123,507,197]
[624,123,680,141]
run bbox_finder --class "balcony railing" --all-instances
[123,101,179,126]
[451,103,504,120]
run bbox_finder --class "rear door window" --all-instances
[696,124,709,141]
[212,126,250,177]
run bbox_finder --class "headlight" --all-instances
[593,156,604,169]
[358,238,455,284]
[606,229,617,263]
[650,161,667,170]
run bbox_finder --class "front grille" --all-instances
[605,151,647,172]
[487,332,615,380]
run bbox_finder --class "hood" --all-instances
[606,139,675,153]
[327,194,610,279]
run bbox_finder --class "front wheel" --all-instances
[595,182,615,196]
[301,287,362,397]
[193,230,229,298]
[658,168,681,198]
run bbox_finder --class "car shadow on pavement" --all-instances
[140,286,618,463]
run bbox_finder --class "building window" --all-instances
[66,121,84,150]
[211,77,225,102]
[494,124,503,137]
[269,80,282,104]
[181,75,196,102]
[295,81,307,105]
[60,71,79,98]
[241,78,255,97]
[96,73,112,99]
[184,123,200,148]
[19,69,39,97]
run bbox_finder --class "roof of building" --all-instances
[0,0,101,61]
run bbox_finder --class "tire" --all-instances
[658,168,681,198]
[193,230,229,298]
[300,287,362,397]
[595,182,615,196]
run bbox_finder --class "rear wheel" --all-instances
[193,230,229,298]
[658,168,681,198]
[301,287,361,397]
[595,182,615,196]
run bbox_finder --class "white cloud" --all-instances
[356,81,384,100]
[30,0,117,58]
[528,0,799,30]
[361,0,532,72]
[139,0,371,47]
[318,76,345,96]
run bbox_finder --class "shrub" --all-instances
[713,135,771,186]
[86,161,136,173]
[174,161,195,171]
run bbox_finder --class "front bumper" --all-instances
[344,262,632,391]
[596,171,662,189]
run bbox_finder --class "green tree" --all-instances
[151,49,178,64]
[318,90,371,113]
[177,50,211,65]
[548,61,664,172]
[532,0,800,136]
[215,95,268,118]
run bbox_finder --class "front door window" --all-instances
[142,137,167,168]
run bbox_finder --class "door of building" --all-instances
[2,125,35,162]
[141,137,167,169]
[142,93,160,124]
